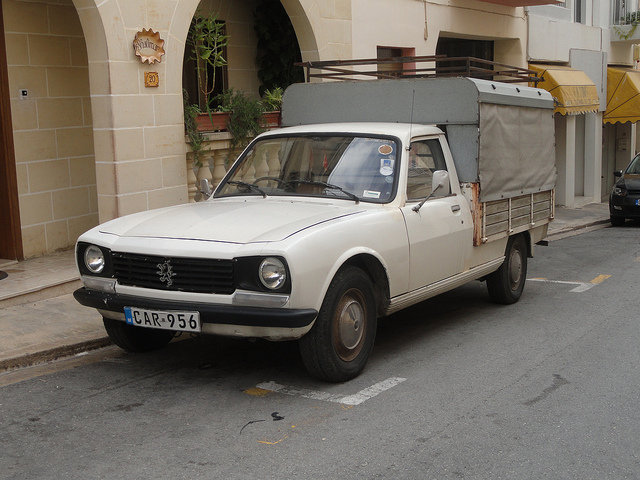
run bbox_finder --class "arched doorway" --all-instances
[182,0,306,105]
[2,0,97,259]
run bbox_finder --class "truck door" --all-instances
[400,138,472,290]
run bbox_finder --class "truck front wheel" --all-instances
[486,234,527,305]
[610,215,625,227]
[103,317,174,353]
[299,266,377,382]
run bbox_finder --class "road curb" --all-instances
[0,337,113,373]
[547,218,610,241]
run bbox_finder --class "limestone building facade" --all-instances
[1,0,634,260]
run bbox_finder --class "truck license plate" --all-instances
[124,307,201,333]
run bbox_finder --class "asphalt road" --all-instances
[1,224,639,479]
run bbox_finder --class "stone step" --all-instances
[0,250,80,309]
[0,277,82,309]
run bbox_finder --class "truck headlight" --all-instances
[259,257,287,290]
[84,245,106,274]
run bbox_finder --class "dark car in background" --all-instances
[610,153,640,226]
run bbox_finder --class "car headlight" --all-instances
[84,245,106,274]
[612,186,627,196]
[259,257,287,290]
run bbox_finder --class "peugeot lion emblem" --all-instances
[157,259,176,287]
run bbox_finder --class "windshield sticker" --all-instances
[378,144,393,155]
[363,190,381,199]
[380,158,394,176]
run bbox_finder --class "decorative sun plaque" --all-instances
[133,29,165,64]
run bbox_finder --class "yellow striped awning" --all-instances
[604,67,640,124]
[529,64,600,115]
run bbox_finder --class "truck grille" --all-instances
[112,252,235,294]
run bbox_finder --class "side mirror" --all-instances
[413,170,451,212]
[200,178,213,199]
[431,170,450,196]
[614,170,623,178]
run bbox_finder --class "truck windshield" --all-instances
[215,135,399,203]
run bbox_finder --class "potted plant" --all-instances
[185,10,230,130]
[216,88,266,150]
[261,87,283,128]
[183,90,206,167]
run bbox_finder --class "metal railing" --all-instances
[612,0,639,24]
[296,56,542,85]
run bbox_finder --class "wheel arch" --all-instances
[522,230,533,258]
[337,253,390,318]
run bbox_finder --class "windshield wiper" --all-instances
[291,180,360,204]
[226,180,267,198]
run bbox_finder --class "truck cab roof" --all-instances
[260,122,443,141]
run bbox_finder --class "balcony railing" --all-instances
[297,56,542,85]
[186,132,285,202]
[612,3,640,42]
[612,0,639,25]
[186,132,238,202]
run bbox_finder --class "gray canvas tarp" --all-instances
[281,77,556,202]
[478,103,556,202]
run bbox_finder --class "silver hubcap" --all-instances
[339,298,364,351]
[333,288,367,362]
[508,246,523,290]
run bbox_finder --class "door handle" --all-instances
[451,205,461,212]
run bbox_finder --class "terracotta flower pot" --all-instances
[195,111,281,132]
[195,112,230,132]
[263,111,282,128]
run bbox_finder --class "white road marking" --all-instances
[338,377,407,405]
[569,283,596,293]
[256,377,407,406]
[529,275,611,293]
[529,278,595,292]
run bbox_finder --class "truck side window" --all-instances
[406,139,447,201]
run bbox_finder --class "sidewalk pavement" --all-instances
[0,202,612,373]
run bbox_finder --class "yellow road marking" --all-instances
[590,274,611,284]
[243,387,271,396]
[257,435,288,445]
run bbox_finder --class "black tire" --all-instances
[486,234,528,305]
[610,215,625,227]
[299,266,377,382]
[103,317,174,353]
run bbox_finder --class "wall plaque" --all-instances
[133,29,165,64]
[144,72,160,87]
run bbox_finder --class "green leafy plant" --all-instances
[253,0,304,96]
[614,10,640,39]
[614,23,638,40]
[216,88,266,150]
[262,87,283,111]
[187,10,229,112]
[624,10,640,24]
[183,89,206,167]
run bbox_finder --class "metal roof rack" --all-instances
[296,56,542,85]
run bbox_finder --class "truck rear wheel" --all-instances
[103,317,174,352]
[299,266,377,382]
[486,234,527,305]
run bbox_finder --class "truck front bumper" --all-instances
[73,287,318,332]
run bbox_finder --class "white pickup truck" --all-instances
[74,77,556,382]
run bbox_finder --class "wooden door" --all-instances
[0,3,23,260]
